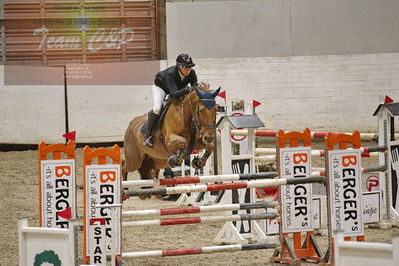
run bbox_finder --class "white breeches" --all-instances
[152,84,166,115]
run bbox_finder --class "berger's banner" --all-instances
[89,218,107,265]
[328,149,363,236]
[85,164,121,257]
[279,147,313,233]
[40,159,76,228]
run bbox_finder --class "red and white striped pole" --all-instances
[231,129,382,141]
[125,176,326,197]
[121,242,279,259]
[122,201,279,218]
[255,145,386,158]
[122,212,279,227]
[122,172,278,187]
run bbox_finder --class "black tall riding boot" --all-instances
[143,111,158,148]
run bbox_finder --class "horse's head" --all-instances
[191,81,220,145]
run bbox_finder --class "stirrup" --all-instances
[143,135,154,148]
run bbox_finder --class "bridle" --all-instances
[190,97,217,140]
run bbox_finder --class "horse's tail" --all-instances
[138,155,159,180]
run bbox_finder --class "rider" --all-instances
[143,53,198,148]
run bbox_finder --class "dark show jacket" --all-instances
[154,66,198,99]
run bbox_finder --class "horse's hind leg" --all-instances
[123,142,143,181]
[121,160,128,181]
[136,157,160,200]
[138,156,159,180]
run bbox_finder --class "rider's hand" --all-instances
[186,85,196,93]
[165,94,172,103]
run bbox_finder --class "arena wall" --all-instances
[166,0,399,59]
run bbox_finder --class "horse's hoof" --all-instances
[168,155,179,168]
[162,194,180,201]
[191,157,204,169]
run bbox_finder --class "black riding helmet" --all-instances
[176,53,195,68]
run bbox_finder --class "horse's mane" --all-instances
[196,81,212,93]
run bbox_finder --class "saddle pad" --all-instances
[140,121,148,134]
[140,99,172,135]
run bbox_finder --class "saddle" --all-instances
[140,97,172,134]
[140,96,196,157]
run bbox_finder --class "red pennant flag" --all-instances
[58,207,72,220]
[62,131,76,141]
[218,90,226,100]
[384,95,394,104]
[252,100,262,108]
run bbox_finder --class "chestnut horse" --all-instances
[123,82,220,181]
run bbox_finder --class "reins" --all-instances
[189,97,216,140]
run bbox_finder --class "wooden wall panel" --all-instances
[2,0,159,66]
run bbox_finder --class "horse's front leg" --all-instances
[166,134,187,168]
[192,143,214,169]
